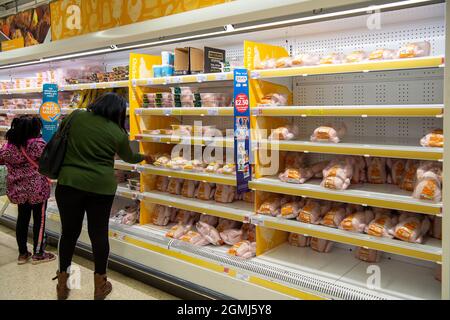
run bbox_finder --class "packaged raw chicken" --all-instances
[269,125,299,141]
[183,160,206,172]
[321,157,354,190]
[279,167,314,184]
[228,241,256,259]
[217,218,242,233]
[257,196,283,216]
[399,160,420,191]
[284,152,305,169]
[181,180,198,198]
[195,182,216,200]
[275,57,293,68]
[297,199,331,224]
[432,216,442,240]
[155,176,169,192]
[292,53,320,66]
[346,204,365,214]
[398,41,431,58]
[166,157,188,170]
[311,123,347,143]
[366,157,388,184]
[420,129,443,148]
[179,231,209,246]
[345,50,367,63]
[167,178,184,195]
[241,223,256,242]
[255,58,276,70]
[364,210,398,238]
[219,228,243,245]
[288,233,311,247]
[152,205,176,226]
[352,156,367,184]
[413,162,442,202]
[278,200,304,219]
[319,53,344,65]
[339,210,374,233]
[175,210,200,225]
[320,205,347,228]
[153,153,171,167]
[216,163,236,175]
[310,160,329,178]
[355,247,382,263]
[196,221,223,246]
[205,162,222,173]
[310,238,334,253]
[214,185,236,203]
[368,48,397,60]
[387,159,406,185]
[243,191,255,203]
[259,93,288,106]
[166,224,191,239]
[199,215,219,227]
[391,212,430,243]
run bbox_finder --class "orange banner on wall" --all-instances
[50,0,233,41]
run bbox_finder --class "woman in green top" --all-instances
[54,93,147,300]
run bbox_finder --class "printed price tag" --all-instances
[163,109,172,116]
[197,74,207,82]
[172,77,182,84]
[90,84,98,89]
[207,108,219,116]
[131,79,138,87]
[252,108,262,116]
[216,73,228,81]
[250,71,260,79]
[146,79,154,85]
[250,215,264,226]
[235,273,250,282]
[151,136,161,143]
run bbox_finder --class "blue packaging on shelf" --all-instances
[153,65,163,78]
[161,51,174,66]
[161,64,174,77]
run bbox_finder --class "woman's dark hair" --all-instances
[87,92,127,131]
[5,115,42,147]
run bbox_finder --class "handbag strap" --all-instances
[21,146,52,184]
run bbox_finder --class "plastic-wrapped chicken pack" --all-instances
[167,178,184,195]
[345,50,367,63]
[179,231,210,246]
[420,129,443,148]
[259,93,288,106]
[398,41,431,58]
[228,241,257,259]
[364,209,397,238]
[321,157,354,190]
[368,48,397,60]
[355,247,382,263]
[243,191,255,203]
[242,223,256,242]
[217,218,242,233]
[219,229,243,245]
[400,160,419,191]
[366,157,388,184]
[152,205,176,226]
[339,210,374,233]
[214,185,236,203]
[297,199,331,224]
[269,125,299,141]
[319,53,345,65]
[175,210,200,226]
[412,161,442,202]
[181,180,198,198]
[166,224,191,239]
[278,167,314,184]
[195,182,216,200]
[288,233,311,247]
[156,176,169,192]
[292,53,320,66]
[387,159,406,185]
[320,205,347,228]
[310,238,334,253]
[199,214,219,227]
[392,212,430,243]
[311,123,347,143]
[257,196,284,216]
[278,200,304,219]
[196,221,223,246]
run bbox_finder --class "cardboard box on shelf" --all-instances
[174,47,204,75]
[204,47,226,73]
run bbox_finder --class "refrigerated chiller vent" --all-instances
[169,240,387,300]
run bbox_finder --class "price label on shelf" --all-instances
[151,136,161,143]
[163,109,172,116]
[235,273,250,282]
[252,108,262,116]
[207,108,219,116]
[215,73,228,81]
[131,79,138,87]
[90,84,97,89]
[172,77,182,84]
[197,74,207,82]
[250,215,264,226]
[250,71,260,79]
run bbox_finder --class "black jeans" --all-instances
[16,202,48,255]
[56,184,115,274]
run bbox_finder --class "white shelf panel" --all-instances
[258,215,441,262]
[139,164,237,186]
[252,105,444,117]
[0,108,74,115]
[0,87,42,95]
[259,136,443,161]
[250,177,442,215]
[142,190,253,222]
[60,80,129,91]
[258,243,440,300]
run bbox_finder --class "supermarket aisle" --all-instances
[0,224,178,300]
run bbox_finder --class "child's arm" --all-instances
[26,138,46,161]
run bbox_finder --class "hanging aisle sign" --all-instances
[40,84,61,142]
[233,69,252,193]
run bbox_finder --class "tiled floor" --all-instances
[0,224,178,300]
